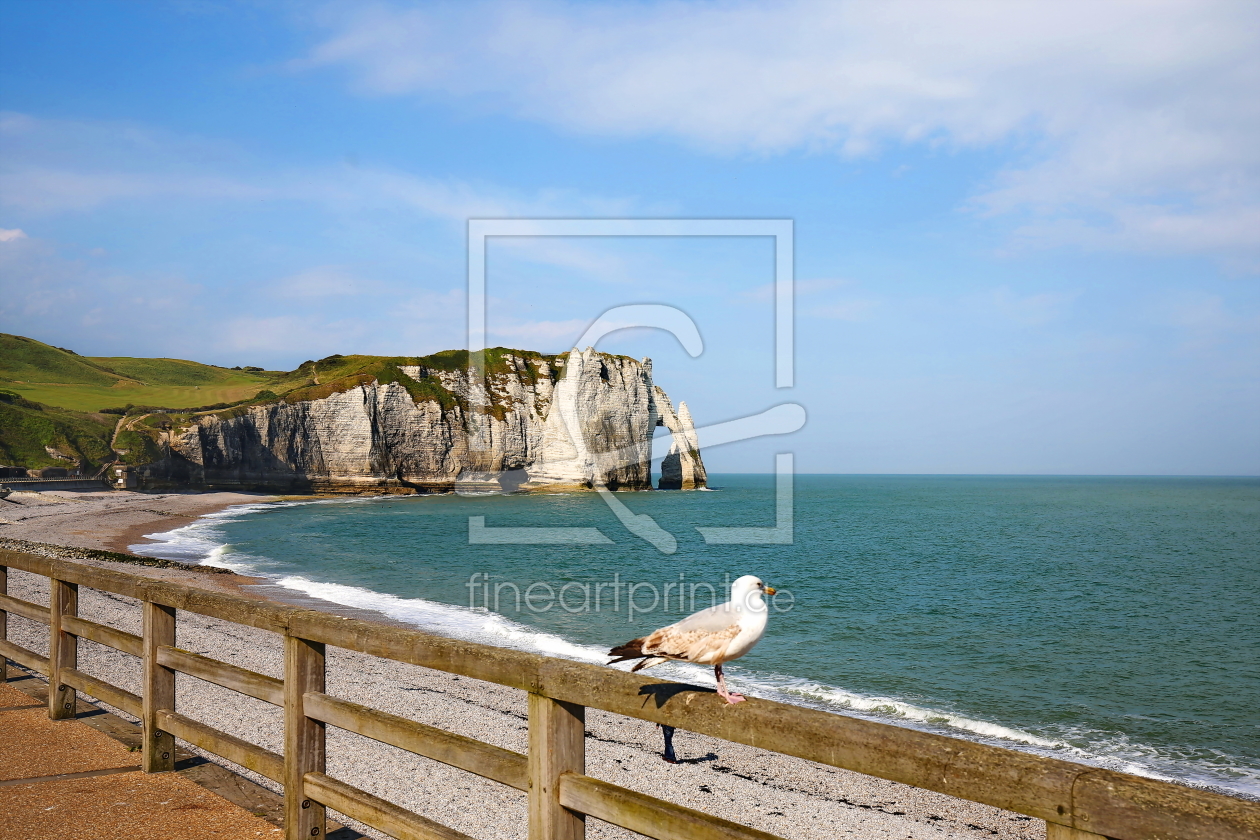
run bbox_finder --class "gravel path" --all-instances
[3,566,1044,840]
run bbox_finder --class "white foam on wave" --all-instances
[271,575,611,664]
[765,679,1062,747]
[127,502,280,571]
[127,495,444,573]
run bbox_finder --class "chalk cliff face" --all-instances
[141,348,706,494]
[520,348,657,491]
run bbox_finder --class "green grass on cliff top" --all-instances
[1,336,583,418]
[0,334,283,413]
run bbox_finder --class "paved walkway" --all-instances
[0,677,283,840]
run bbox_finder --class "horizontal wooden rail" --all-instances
[61,614,143,657]
[304,771,475,840]
[0,591,49,624]
[60,666,143,718]
[157,645,283,706]
[303,691,528,791]
[156,709,284,782]
[3,549,1259,840]
[0,637,50,675]
[560,772,784,840]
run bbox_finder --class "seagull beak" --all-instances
[764,586,776,596]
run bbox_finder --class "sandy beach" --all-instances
[0,489,1044,840]
[0,488,277,556]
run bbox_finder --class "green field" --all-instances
[0,334,281,413]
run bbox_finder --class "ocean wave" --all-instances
[271,575,611,664]
[128,502,283,572]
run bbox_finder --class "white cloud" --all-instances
[0,113,643,292]
[0,228,27,242]
[299,0,1260,261]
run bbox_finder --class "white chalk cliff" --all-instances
[143,347,706,493]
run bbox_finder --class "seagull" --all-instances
[608,575,776,704]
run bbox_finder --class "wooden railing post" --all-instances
[285,634,326,840]
[0,564,8,683]
[528,693,586,840]
[48,578,78,719]
[143,600,177,772]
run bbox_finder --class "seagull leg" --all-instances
[659,724,677,763]
[714,663,744,704]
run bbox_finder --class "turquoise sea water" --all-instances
[133,475,1260,798]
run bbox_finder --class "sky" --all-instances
[1,0,1257,475]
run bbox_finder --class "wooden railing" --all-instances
[1,549,1257,840]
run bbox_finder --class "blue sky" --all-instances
[1,0,1257,474]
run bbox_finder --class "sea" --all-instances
[130,475,1260,799]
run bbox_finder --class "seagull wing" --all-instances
[669,602,740,633]
[636,603,742,666]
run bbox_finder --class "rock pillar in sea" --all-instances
[655,387,708,490]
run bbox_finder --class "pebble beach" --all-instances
[0,489,1043,840]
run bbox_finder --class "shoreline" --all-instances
[4,489,1257,806]
[0,488,1048,839]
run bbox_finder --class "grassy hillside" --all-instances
[0,390,114,470]
[0,334,282,413]
[0,333,120,386]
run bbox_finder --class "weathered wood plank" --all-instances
[0,637,49,675]
[143,601,177,773]
[289,610,540,691]
[529,656,1082,824]
[285,635,326,840]
[528,692,585,840]
[0,551,54,579]
[0,591,48,625]
[157,709,284,782]
[158,645,283,706]
[1074,768,1260,840]
[60,666,143,718]
[559,772,786,840]
[304,771,476,840]
[304,691,527,791]
[0,564,7,682]
[62,614,143,658]
[49,579,78,719]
